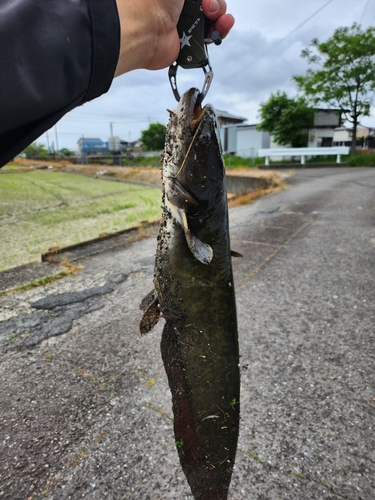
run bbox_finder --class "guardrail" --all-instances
[258,147,350,165]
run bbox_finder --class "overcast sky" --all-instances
[46,0,375,151]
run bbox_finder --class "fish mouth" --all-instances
[180,88,207,133]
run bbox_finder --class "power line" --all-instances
[48,131,113,136]
[219,0,335,85]
[59,115,159,124]
[360,0,371,25]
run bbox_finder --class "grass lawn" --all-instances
[0,171,161,271]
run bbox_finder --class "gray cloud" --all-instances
[51,0,375,149]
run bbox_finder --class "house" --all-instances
[268,109,343,149]
[214,110,268,158]
[333,125,375,147]
[221,124,270,158]
[215,109,248,155]
[215,110,247,128]
[217,108,343,159]
[265,108,344,161]
[306,109,343,147]
[78,137,109,154]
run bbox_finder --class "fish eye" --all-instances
[199,132,211,143]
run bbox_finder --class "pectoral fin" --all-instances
[178,209,213,265]
[185,230,213,265]
[166,179,199,208]
[139,290,160,335]
[231,250,243,258]
[140,289,157,311]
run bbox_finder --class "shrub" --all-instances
[348,152,375,166]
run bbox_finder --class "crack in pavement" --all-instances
[0,285,115,349]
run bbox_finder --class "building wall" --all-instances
[313,110,341,127]
[224,127,238,154]
[333,129,351,143]
[333,126,375,146]
[268,137,291,161]
[333,126,375,148]
[221,125,270,157]
[356,126,373,137]
[308,127,335,148]
[237,128,270,157]
[270,136,289,149]
[78,139,109,154]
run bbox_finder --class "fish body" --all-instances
[140,88,240,500]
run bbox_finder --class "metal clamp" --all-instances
[168,58,213,106]
[168,0,221,105]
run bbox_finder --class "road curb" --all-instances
[0,221,160,293]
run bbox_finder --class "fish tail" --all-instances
[161,321,230,500]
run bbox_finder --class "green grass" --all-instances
[288,153,375,166]
[224,155,264,169]
[0,270,75,297]
[305,155,351,164]
[348,152,375,166]
[80,155,162,167]
[224,152,375,167]
[0,171,161,271]
[1,164,27,171]
[122,155,161,167]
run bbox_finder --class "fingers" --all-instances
[211,13,235,39]
[202,0,235,40]
[203,0,226,19]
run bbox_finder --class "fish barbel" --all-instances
[140,88,240,500]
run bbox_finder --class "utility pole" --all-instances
[54,125,59,156]
[81,134,87,165]
[46,131,51,154]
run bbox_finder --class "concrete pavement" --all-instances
[0,167,374,499]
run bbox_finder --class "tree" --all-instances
[140,123,166,151]
[23,141,48,158]
[59,148,73,157]
[294,23,375,155]
[257,91,314,147]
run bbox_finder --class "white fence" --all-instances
[258,147,350,166]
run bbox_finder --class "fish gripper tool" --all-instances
[169,0,222,107]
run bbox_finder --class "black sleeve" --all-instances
[0,0,120,167]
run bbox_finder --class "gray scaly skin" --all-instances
[140,88,240,500]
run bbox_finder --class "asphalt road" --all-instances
[0,167,374,499]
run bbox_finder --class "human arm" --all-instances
[0,0,120,167]
[0,0,234,167]
[114,0,235,75]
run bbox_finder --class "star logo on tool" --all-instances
[180,32,192,48]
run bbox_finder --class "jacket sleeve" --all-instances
[0,0,120,167]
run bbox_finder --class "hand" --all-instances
[114,0,235,77]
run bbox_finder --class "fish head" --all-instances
[161,89,227,265]
[163,88,201,180]
[163,88,223,201]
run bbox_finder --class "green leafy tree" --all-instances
[23,141,48,158]
[140,123,166,151]
[294,23,375,155]
[257,91,314,147]
[59,148,73,157]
